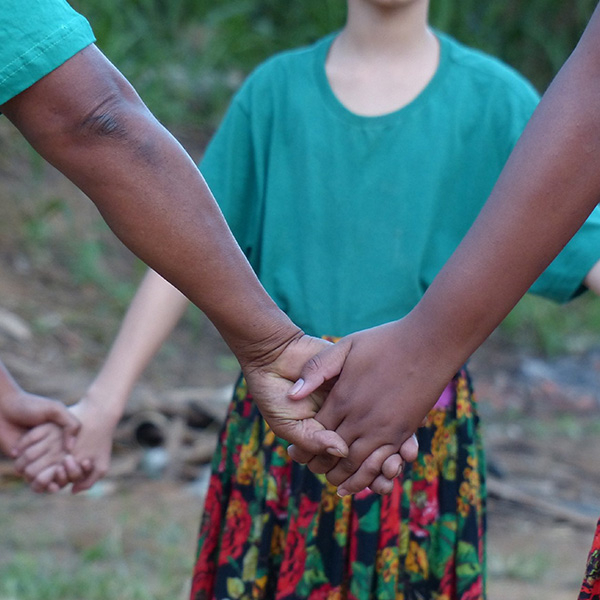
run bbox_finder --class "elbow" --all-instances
[69,77,151,144]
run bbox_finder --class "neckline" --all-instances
[313,30,449,127]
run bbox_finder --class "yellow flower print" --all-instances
[432,410,446,428]
[376,547,400,582]
[457,496,470,518]
[270,524,285,556]
[406,541,429,578]
[264,428,276,447]
[321,488,338,513]
[227,576,245,599]
[253,576,268,596]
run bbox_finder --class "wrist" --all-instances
[0,363,22,409]
[223,307,304,371]
[81,382,129,428]
[391,310,462,384]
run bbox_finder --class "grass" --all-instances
[500,292,600,356]
[0,483,197,600]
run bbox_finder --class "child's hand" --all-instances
[13,422,92,493]
[64,398,119,493]
[288,318,456,495]
[14,394,119,494]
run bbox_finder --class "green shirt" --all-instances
[0,0,95,106]
[201,32,600,337]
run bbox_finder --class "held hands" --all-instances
[0,386,80,458]
[13,394,119,494]
[12,326,431,495]
[288,319,454,496]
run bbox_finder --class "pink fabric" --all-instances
[433,382,454,410]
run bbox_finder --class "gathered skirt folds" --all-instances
[190,367,486,600]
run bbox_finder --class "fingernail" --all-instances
[396,464,404,478]
[327,447,346,458]
[288,378,304,396]
[337,488,348,497]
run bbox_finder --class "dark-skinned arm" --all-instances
[290,2,600,495]
[1,44,345,458]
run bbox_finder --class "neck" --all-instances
[325,0,438,117]
[340,0,432,61]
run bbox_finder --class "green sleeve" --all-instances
[530,204,600,302]
[0,0,95,106]
[199,96,262,267]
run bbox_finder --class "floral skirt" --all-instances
[190,368,486,600]
[579,520,600,600]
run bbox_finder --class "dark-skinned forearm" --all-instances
[407,3,600,374]
[1,45,300,365]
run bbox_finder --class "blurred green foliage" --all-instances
[72,0,597,129]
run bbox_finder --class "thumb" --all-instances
[288,340,351,400]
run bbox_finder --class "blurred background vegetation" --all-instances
[4,0,600,356]
[70,0,598,129]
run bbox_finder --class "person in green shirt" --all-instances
[15,0,600,598]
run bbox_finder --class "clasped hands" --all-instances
[10,319,451,496]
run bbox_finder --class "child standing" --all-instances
[17,0,600,598]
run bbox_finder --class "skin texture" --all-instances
[2,43,352,467]
[290,1,600,495]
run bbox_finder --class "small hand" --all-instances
[13,422,92,493]
[13,395,117,494]
[242,333,349,459]
[288,320,454,495]
[64,398,118,493]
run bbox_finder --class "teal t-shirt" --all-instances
[201,32,600,337]
[0,0,95,106]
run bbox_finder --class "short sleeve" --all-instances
[199,96,262,266]
[0,0,95,106]
[530,204,600,302]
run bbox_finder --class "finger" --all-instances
[72,471,100,494]
[62,455,84,482]
[287,444,315,464]
[14,440,52,474]
[81,458,94,473]
[381,453,404,480]
[331,443,397,496]
[306,453,340,475]
[16,444,64,481]
[30,465,60,493]
[46,481,61,494]
[53,464,68,488]
[12,424,55,457]
[367,474,396,496]
[288,340,351,400]
[25,398,81,451]
[399,434,419,463]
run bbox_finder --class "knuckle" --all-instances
[339,459,359,475]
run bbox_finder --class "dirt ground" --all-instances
[1,121,600,599]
